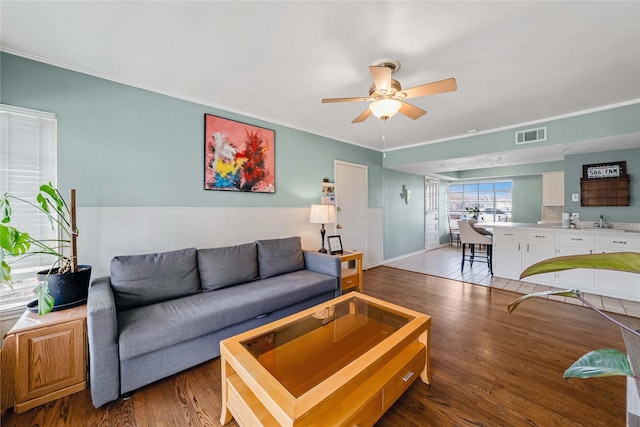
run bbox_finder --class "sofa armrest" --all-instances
[303,250,341,279]
[87,276,120,407]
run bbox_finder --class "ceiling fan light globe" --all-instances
[370,99,401,120]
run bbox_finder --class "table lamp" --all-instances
[309,204,335,253]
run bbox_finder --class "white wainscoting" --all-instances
[77,206,384,279]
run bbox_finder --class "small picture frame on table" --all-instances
[327,235,343,255]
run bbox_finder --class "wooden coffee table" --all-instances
[219,292,431,426]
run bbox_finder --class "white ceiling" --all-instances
[2,1,639,176]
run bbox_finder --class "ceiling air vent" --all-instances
[515,126,547,145]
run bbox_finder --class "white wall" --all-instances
[77,206,383,279]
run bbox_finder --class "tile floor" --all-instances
[384,245,640,318]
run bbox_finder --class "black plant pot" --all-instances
[27,265,92,312]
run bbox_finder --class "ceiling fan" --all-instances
[321,59,457,123]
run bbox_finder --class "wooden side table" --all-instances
[338,251,363,293]
[1,304,87,415]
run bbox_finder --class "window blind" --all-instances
[1,104,58,280]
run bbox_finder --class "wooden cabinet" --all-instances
[1,305,87,414]
[338,251,363,293]
[580,177,630,206]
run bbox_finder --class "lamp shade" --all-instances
[309,204,335,224]
[369,99,402,120]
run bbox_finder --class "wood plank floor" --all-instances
[3,266,638,426]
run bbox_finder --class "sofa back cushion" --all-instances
[111,247,201,310]
[256,236,305,279]
[197,242,260,291]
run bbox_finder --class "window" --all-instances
[448,180,512,222]
[1,105,57,310]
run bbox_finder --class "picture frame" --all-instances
[327,235,343,255]
[204,114,275,193]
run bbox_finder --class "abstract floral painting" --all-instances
[204,114,275,193]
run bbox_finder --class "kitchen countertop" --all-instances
[477,222,640,233]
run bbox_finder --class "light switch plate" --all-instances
[571,193,579,202]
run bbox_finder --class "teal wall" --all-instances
[564,148,640,222]
[383,169,425,259]
[0,53,421,260]
[3,52,638,262]
[437,174,543,244]
[384,103,640,171]
[1,53,382,208]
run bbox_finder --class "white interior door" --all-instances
[334,161,367,261]
[425,178,439,251]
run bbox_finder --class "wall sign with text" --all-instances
[582,161,627,179]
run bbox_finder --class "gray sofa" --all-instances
[87,236,341,408]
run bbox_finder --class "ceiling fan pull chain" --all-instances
[382,120,387,158]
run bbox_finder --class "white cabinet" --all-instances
[522,230,556,284]
[556,232,595,289]
[492,226,640,300]
[492,228,555,285]
[542,172,564,206]
[492,228,523,279]
[595,235,640,296]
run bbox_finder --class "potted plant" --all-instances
[1,183,91,315]
[508,251,640,423]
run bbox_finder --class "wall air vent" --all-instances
[515,126,547,145]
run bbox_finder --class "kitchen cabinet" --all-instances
[492,228,555,285]
[492,225,640,300]
[522,230,556,284]
[492,228,523,279]
[542,172,565,206]
[595,234,640,295]
[555,232,595,289]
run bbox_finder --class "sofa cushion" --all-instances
[111,247,200,310]
[256,236,305,279]
[117,269,337,360]
[198,243,259,291]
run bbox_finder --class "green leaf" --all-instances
[508,289,582,313]
[0,194,11,224]
[521,252,640,279]
[564,348,633,378]
[1,259,11,283]
[34,282,54,316]
[0,224,32,256]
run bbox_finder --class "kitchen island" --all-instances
[488,222,640,301]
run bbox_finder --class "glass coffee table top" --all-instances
[241,295,414,397]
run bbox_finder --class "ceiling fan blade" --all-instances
[369,66,392,93]
[402,77,457,99]
[322,96,370,103]
[399,101,427,120]
[352,108,372,123]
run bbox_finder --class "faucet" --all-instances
[599,215,604,228]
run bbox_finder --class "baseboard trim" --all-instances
[382,250,427,266]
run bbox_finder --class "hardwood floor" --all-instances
[3,266,638,426]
